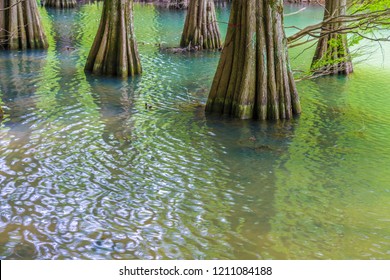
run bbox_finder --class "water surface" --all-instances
[0,3,389,260]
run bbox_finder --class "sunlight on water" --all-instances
[0,3,389,260]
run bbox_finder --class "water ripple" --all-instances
[1,3,390,260]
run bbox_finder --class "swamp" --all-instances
[0,0,390,259]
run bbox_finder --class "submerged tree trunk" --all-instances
[171,0,189,9]
[43,0,77,9]
[206,0,301,120]
[85,0,142,77]
[164,0,189,9]
[0,0,48,50]
[311,0,353,75]
[180,0,222,50]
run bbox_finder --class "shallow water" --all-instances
[0,4,389,260]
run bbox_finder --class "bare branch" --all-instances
[287,7,390,46]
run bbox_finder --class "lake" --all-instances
[0,3,389,259]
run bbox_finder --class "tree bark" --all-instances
[311,0,353,75]
[172,0,189,9]
[163,0,189,9]
[0,0,48,50]
[43,0,77,9]
[85,0,142,77]
[206,0,301,120]
[180,0,222,50]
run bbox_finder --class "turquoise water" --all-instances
[0,3,389,259]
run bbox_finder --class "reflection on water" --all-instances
[0,3,389,260]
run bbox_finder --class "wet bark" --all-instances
[0,0,48,50]
[85,0,142,77]
[180,0,222,50]
[43,0,77,9]
[311,0,353,75]
[163,0,189,9]
[206,0,301,120]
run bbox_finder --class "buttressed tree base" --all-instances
[180,0,222,50]
[85,0,142,77]
[206,0,301,120]
[311,0,353,75]
[44,0,77,9]
[0,0,48,50]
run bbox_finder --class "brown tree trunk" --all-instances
[85,0,142,77]
[44,0,77,9]
[180,0,222,50]
[311,0,353,75]
[206,0,301,120]
[0,0,48,50]
[164,0,189,9]
[171,0,189,9]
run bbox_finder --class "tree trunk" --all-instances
[85,0,142,77]
[164,0,189,9]
[206,0,301,120]
[0,0,48,50]
[170,0,189,9]
[43,0,77,9]
[311,0,353,75]
[180,0,222,50]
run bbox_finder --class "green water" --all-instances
[0,3,389,260]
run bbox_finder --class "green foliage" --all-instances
[328,37,342,48]
[348,0,390,51]
[310,36,349,74]
[350,0,390,13]
[348,34,364,47]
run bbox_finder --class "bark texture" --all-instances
[85,0,142,77]
[134,0,189,9]
[0,0,48,50]
[206,0,301,120]
[311,0,353,75]
[43,0,77,9]
[180,0,222,50]
[162,0,189,9]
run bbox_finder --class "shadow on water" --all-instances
[265,78,352,259]
[268,76,390,259]
[204,115,300,258]
[85,75,141,146]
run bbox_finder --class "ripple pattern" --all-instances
[0,3,390,260]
